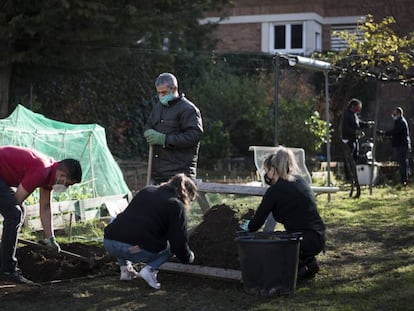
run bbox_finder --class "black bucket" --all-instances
[235,231,302,296]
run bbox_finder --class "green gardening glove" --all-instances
[44,236,61,253]
[144,129,166,146]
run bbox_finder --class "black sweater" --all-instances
[248,176,325,236]
[104,185,193,263]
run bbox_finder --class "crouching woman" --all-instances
[103,173,197,289]
[247,146,326,280]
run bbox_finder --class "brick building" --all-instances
[201,0,414,164]
[202,0,414,55]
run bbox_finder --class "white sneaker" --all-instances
[119,263,139,281]
[139,265,161,289]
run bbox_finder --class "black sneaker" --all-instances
[2,271,36,285]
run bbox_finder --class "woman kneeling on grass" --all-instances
[246,146,326,280]
[103,173,196,289]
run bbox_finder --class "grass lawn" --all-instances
[1,184,413,311]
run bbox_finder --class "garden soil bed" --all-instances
[0,204,254,286]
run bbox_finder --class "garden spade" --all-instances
[18,238,96,269]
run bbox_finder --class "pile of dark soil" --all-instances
[0,204,254,285]
[189,204,254,269]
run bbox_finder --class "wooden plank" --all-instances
[76,195,127,221]
[101,198,128,217]
[25,211,74,231]
[25,200,77,217]
[160,262,241,281]
[197,182,339,196]
[77,195,126,210]
[21,195,128,231]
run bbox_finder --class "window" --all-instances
[331,25,361,51]
[291,24,303,49]
[274,25,286,49]
[272,23,304,52]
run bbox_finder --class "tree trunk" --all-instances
[0,63,12,118]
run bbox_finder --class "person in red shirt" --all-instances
[0,146,82,285]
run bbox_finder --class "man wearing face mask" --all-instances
[378,107,411,186]
[0,145,82,284]
[144,73,203,185]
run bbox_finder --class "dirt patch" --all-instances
[2,242,116,285]
[189,204,254,269]
[0,204,254,285]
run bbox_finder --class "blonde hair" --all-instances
[263,146,299,182]
[161,173,197,209]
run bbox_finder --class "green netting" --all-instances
[0,104,130,198]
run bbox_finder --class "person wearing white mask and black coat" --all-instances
[378,107,411,186]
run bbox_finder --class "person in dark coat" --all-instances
[381,107,411,185]
[341,98,374,198]
[144,73,203,184]
[103,173,197,289]
[341,98,375,162]
[244,146,326,280]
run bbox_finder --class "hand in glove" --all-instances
[44,236,61,253]
[240,219,250,231]
[367,121,375,127]
[144,129,166,146]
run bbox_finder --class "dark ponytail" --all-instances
[164,173,197,209]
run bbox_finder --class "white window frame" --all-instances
[269,22,305,54]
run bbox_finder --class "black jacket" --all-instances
[385,116,411,148]
[145,95,203,180]
[341,108,370,141]
[104,185,193,264]
[248,176,325,236]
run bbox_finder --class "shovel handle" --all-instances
[18,238,90,263]
[146,145,153,185]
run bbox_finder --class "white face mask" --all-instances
[53,184,68,193]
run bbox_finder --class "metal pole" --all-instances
[370,80,380,195]
[324,71,332,201]
[274,54,280,146]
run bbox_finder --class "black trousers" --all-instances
[393,145,410,184]
[0,177,25,273]
[297,230,325,260]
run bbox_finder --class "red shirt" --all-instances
[0,146,58,193]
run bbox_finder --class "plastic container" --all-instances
[356,164,378,185]
[235,232,302,296]
[249,146,312,185]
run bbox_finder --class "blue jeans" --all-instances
[0,177,25,273]
[103,239,172,269]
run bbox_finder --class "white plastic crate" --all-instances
[356,164,378,185]
[249,146,312,185]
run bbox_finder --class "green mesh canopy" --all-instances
[0,104,130,198]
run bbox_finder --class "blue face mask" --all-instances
[159,92,174,106]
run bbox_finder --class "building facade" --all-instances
[202,0,414,165]
[202,0,414,55]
